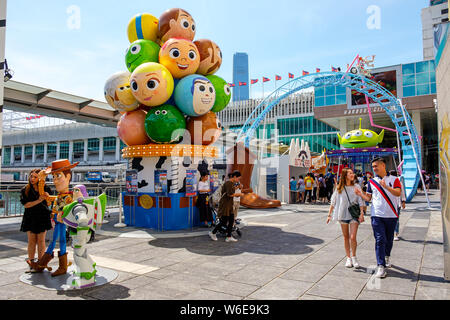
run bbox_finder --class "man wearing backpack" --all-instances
[356,157,402,279]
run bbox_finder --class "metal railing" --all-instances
[0,184,124,218]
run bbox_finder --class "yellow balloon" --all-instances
[127,13,159,43]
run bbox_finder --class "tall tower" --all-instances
[422,0,449,60]
[232,52,249,101]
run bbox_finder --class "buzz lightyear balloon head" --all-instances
[338,118,384,149]
[104,72,140,112]
[73,185,88,203]
[174,75,215,117]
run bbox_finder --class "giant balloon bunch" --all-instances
[105,8,231,146]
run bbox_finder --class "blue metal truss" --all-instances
[236,72,421,202]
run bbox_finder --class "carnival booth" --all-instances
[327,119,399,175]
[106,8,231,231]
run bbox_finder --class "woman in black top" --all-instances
[20,169,52,266]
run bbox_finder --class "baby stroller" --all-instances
[210,201,242,238]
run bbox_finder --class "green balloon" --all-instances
[125,40,160,73]
[206,75,231,113]
[144,105,186,144]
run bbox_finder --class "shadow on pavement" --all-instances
[57,283,131,300]
[149,225,324,257]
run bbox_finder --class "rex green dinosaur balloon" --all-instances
[337,118,384,149]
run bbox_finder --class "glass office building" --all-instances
[314,60,437,107]
[232,52,249,101]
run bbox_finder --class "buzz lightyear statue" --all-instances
[62,186,106,289]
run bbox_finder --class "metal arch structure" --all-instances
[236,72,422,202]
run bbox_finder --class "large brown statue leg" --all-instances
[226,142,281,209]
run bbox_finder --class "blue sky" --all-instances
[6,0,429,101]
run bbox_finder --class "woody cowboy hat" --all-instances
[44,159,79,175]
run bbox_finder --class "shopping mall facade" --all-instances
[218,58,439,173]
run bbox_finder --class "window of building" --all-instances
[103,137,116,151]
[59,141,69,159]
[36,144,44,156]
[442,8,449,14]
[402,63,415,75]
[47,143,57,155]
[14,147,22,161]
[73,140,84,161]
[73,141,84,153]
[35,144,44,162]
[403,85,415,97]
[24,145,33,161]
[2,147,11,165]
[88,138,99,152]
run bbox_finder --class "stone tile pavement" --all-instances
[0,192,448,300]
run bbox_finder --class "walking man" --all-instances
[356,157,402,278]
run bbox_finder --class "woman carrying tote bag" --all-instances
[326,168,365,268]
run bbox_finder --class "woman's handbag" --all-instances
[343,187,361,220]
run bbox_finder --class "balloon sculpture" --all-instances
[107,8,230,147]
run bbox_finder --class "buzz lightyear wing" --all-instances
[62,193,107,229]
[80,193,107,227]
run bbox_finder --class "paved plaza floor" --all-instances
[0,192,448,300]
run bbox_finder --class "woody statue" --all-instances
[28,159,79,277]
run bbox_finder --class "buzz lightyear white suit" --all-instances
[61,193,106,289]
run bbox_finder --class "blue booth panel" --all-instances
[122,193,200,231]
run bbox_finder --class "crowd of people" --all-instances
[290,169,337,205]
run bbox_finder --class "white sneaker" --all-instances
[209,231,218,241]
[385,256,391,268]
[394,234,400,241]
[375,265,387,278]
[351,256,360,269]
[225,237,238,242]
[345,257,353,268]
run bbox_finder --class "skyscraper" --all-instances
[421,0,449,60]
[232,52,249,101]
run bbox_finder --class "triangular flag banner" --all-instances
[302,71,309,76]
[228,83,235,87]
[288,73,294,79]
[239,81,247,86]
[251,79,259,84]
[275,75,282,81]
[263,77,270,82]
[332,67,339,72]
[316,68,321,73]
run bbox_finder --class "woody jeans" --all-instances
[371,216,398,267]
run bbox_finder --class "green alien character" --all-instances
[206,75,231,113]
[125,39,160,73]
[338,118,384,149]
[144,104,186,144]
